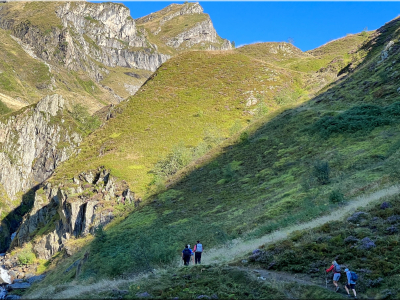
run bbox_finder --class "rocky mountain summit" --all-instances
[136,2,232,52]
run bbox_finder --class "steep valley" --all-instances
[0,2,400,300]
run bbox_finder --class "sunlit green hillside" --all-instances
[53,50,306,196]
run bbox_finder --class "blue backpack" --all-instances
[350,271,358,282]
[182,248,191,259]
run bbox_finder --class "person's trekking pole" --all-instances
[325,273,328,288]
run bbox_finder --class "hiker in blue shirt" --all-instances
[344,268,357,298]
[182,245,191,266]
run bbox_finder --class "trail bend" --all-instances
[203,185,400,264]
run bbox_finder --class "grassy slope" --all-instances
[237,32,370,73]
[236,17,400,299]
[0,2,230,114]
[0,27,51,108]
[53,50,301,195]
[22,16,400,299]
[100,67,153,100]
[0,1,63,33]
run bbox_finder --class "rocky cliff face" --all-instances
[56,2,170,75]
[0,94,81,201]
[136,2,232,51]
[0,2,169,83]
[12,167,140,260]
[0,94,82,252]
[166,18,231,50]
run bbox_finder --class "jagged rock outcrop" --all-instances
[136,2,204,32]
[136,2,232,51]
[166,19,225,50]
[56,2,170,73]
[0,94,81,201]
[0,2,168,83]
[13,168,140,259]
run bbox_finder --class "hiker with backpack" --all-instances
[193,240,203,264]
[326,260,341,292]
[344,268,357,298]
[182,245,191,266]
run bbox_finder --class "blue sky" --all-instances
[120,1,400,51]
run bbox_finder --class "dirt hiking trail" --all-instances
[234,266,352,298]
[203,185,400,265]
[235,266,325,288]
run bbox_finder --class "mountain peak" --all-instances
[136,2,203,25]
[136,2,231,52]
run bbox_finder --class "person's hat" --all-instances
[345,268,349,272]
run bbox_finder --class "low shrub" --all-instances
[329,190,344,203]
[313,160,330,185]
[311,102,400,138]
[18,250,36,265]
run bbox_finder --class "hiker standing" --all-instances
[326,260,341,292]
[344,268,357,298]
[182,245,191,266]
[193,240,203,264]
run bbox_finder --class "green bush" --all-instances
[273,88,304,105]
[239,131,249,143]
[222,160,242,182]
[329,190,345,203]
[153,142,193,178]
[203,126,224,146]
[152,132,222,180]
[255,101,269,117]
[313,160,330,185]
[18,250,36,265]
[361,30,368,37]
[229,120,242,135]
